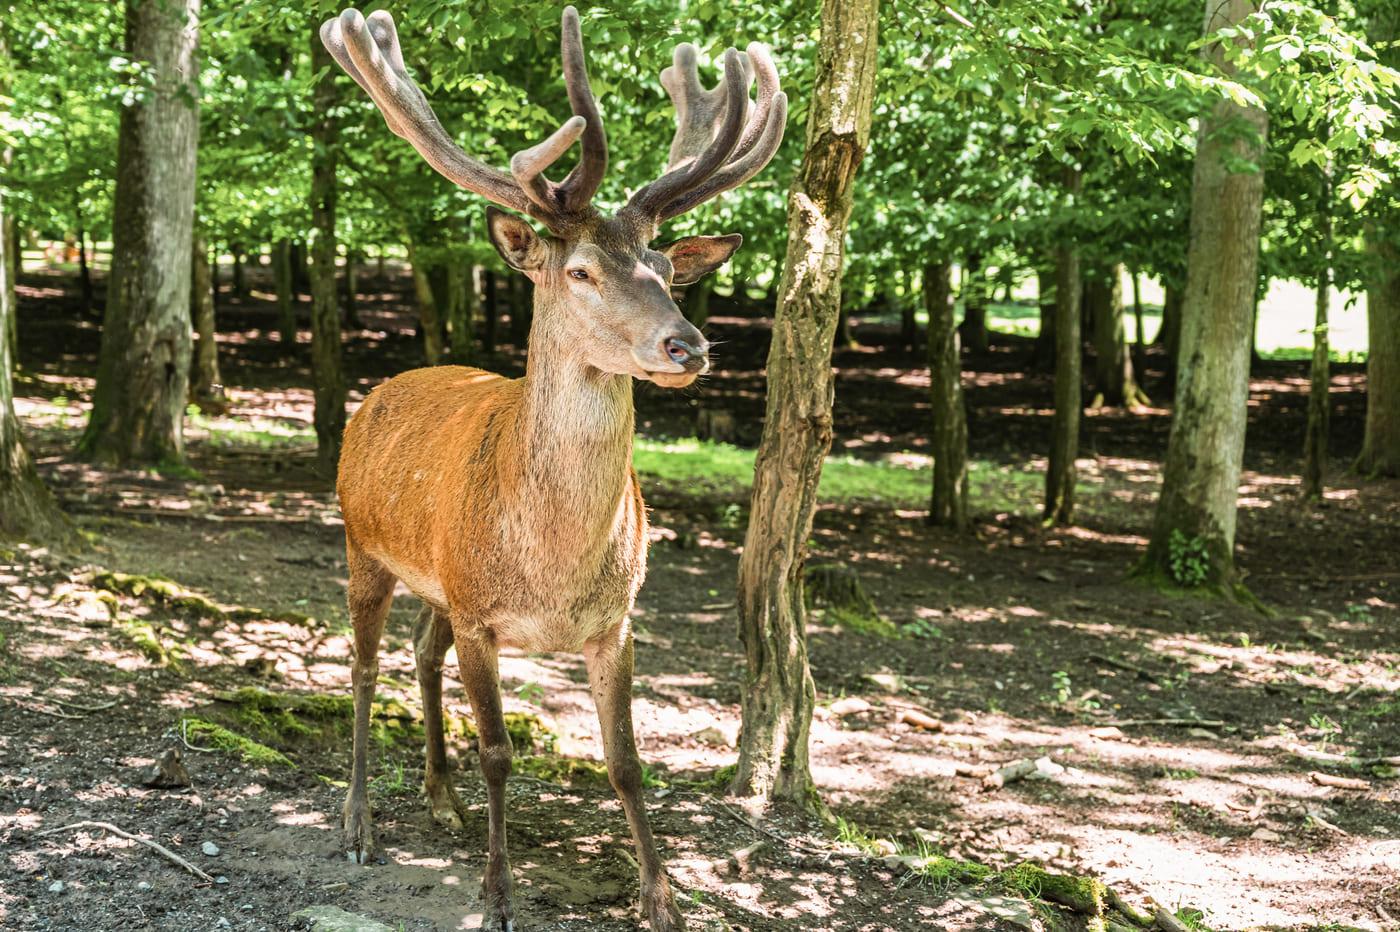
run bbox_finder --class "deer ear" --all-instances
[486,207,548,272]
[658,234,743,285]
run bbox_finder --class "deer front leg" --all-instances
[453,624,515,932]
[343,545,395,864]
[413,606,468,830]
[584,629,683,932]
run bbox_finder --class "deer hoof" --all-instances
[424,781,468,831]
[342,796,375,864]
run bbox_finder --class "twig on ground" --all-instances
[46,696,119,713]
[983,758,1038,789]
[1154,906,1190,932]
[7,698,86,720]
[893,706,943,731]
[176,719,218,753]
[1108,718,1226,729]
[1309,770,1370,790]
[1287,743,1400,767]
[1088,653,1160,681]
[36,820,214,882]
[1305,808,1350,836]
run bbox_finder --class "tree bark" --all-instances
[732,0,878,811]
[897,270,917,350]
[959,253,989,353]
[80,0,200,466]
[446,263,481,363]
[925,260,967,529]
[273,238,296,350]
[1304,164,1332,499]
[1044,164,1083,526]
[189,232,222,403]
[1031,264,1057,371]
[482,269,499,355]
[309,34,346,479]
[1088,263,1148,407]
[1139,0,1268,592]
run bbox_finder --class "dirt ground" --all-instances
[1,264,1398,931]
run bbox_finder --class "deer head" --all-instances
[321,6,787,388]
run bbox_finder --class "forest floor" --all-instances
[2,265,1398,932]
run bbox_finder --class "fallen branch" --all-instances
[1154,906,1190,932]
[1309,770,1371,791]
[36,820,214,882]
[46,697,119,714]
[894,706,943,731]
[1088,653,1160,681]
[1305,808,1350,836]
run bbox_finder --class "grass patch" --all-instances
[515,754,611,786]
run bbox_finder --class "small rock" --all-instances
[136,881,152,892]
[829,696,873,717]
[1035,569,1059,583]
[950,894,1036,931]
[48,880,64,894]
[691,726,730,747]
[202,841,220,857]
[1250,828,1282,842]
[143,748,192,789]
[864,672,904,693]
[1187,727,1219,740]
[215,876,229,885]
[216,920,231,929]
[1088,726,1125,741]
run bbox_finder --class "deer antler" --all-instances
[623,40,788,230]
[320,7,607,232]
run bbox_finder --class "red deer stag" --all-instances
[319,7,785,930]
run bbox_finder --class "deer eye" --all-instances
[567,268,591,282]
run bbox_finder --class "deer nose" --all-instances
[663,336,708,370]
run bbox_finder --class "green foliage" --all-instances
[1167,530,1211,588]
[180,717,295,768]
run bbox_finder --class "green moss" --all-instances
[825,605,900,638]
[90,570,317,626]
[999,862,1106,916]
[180,717,294,767]
[908,853,993,887]
[690,763,737,793]
[515,755,611,786]
[114,617,184,671]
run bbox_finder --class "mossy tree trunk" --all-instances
[190,231,223,404]
[80,0,200,467]
[1357,6,1400,478]
[309,34,346,480]
[925,259,967,529]
[732,0,878,812]
[1045,164,1083,525]
[1088,263,1149,408]
[1139,0,1268,592]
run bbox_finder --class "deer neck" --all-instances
[513,288,636,520]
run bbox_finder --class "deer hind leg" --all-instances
[343,542,395,864]
[453,623,515,932]
[413,605,467,829]
[584,628,682,932]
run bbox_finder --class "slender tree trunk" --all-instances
[897,270,917,351]
[441,261,471,363]
[407,242,444,365]
[189,231,222,403]
[1031,264,1057,371]
[482,269,499,355]
[959,253,988,353]
[309,35,346,479]
[1089,263,1148,407]
[507,274,530,348]
[274,238,296,349]
[732,0,878,811]
[1138,0,1268,593]
[1357,6,1400,477]
[289,240,308,293]
[80,0,200,466]
[685,275,714,330]
[1303,163,1332,500]
[342,248,360,329]
[230,243,245,299]
[835,302,856,348]
[1044,164,1083,525]
[1131,270,1145,352]
[0,54,68,541]
[3,213,16,361]
[925,260,967,528]
[76,224,94,314]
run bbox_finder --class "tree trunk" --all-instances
[309,35,346,479]
[1089,263,1148,407]
[835,302,856,348]
[289,240,308,293]
[959,253,989,353]
[76,225,94,314]
[189,232,222,403]
[1357,6,1400,477]
[507,274,530,348]
[407,243,444,365]
[3,212,15,361]
[897,270,917,350]
[925,260,967,529]
[0,55,68,542]
[230,243,245,299]
[1303,162,1332,500]
[1131,270,1145,352]
[274,237,296,349]
[1138,0,1268,593]
[342,248,360,329]
[482,269,499,355]
[1031,264,1056,371]
[1044,165,1083,525]
[442,261,472,363]
[732,0,878,811]
[80,0,200,467]
[684,274,714,330]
